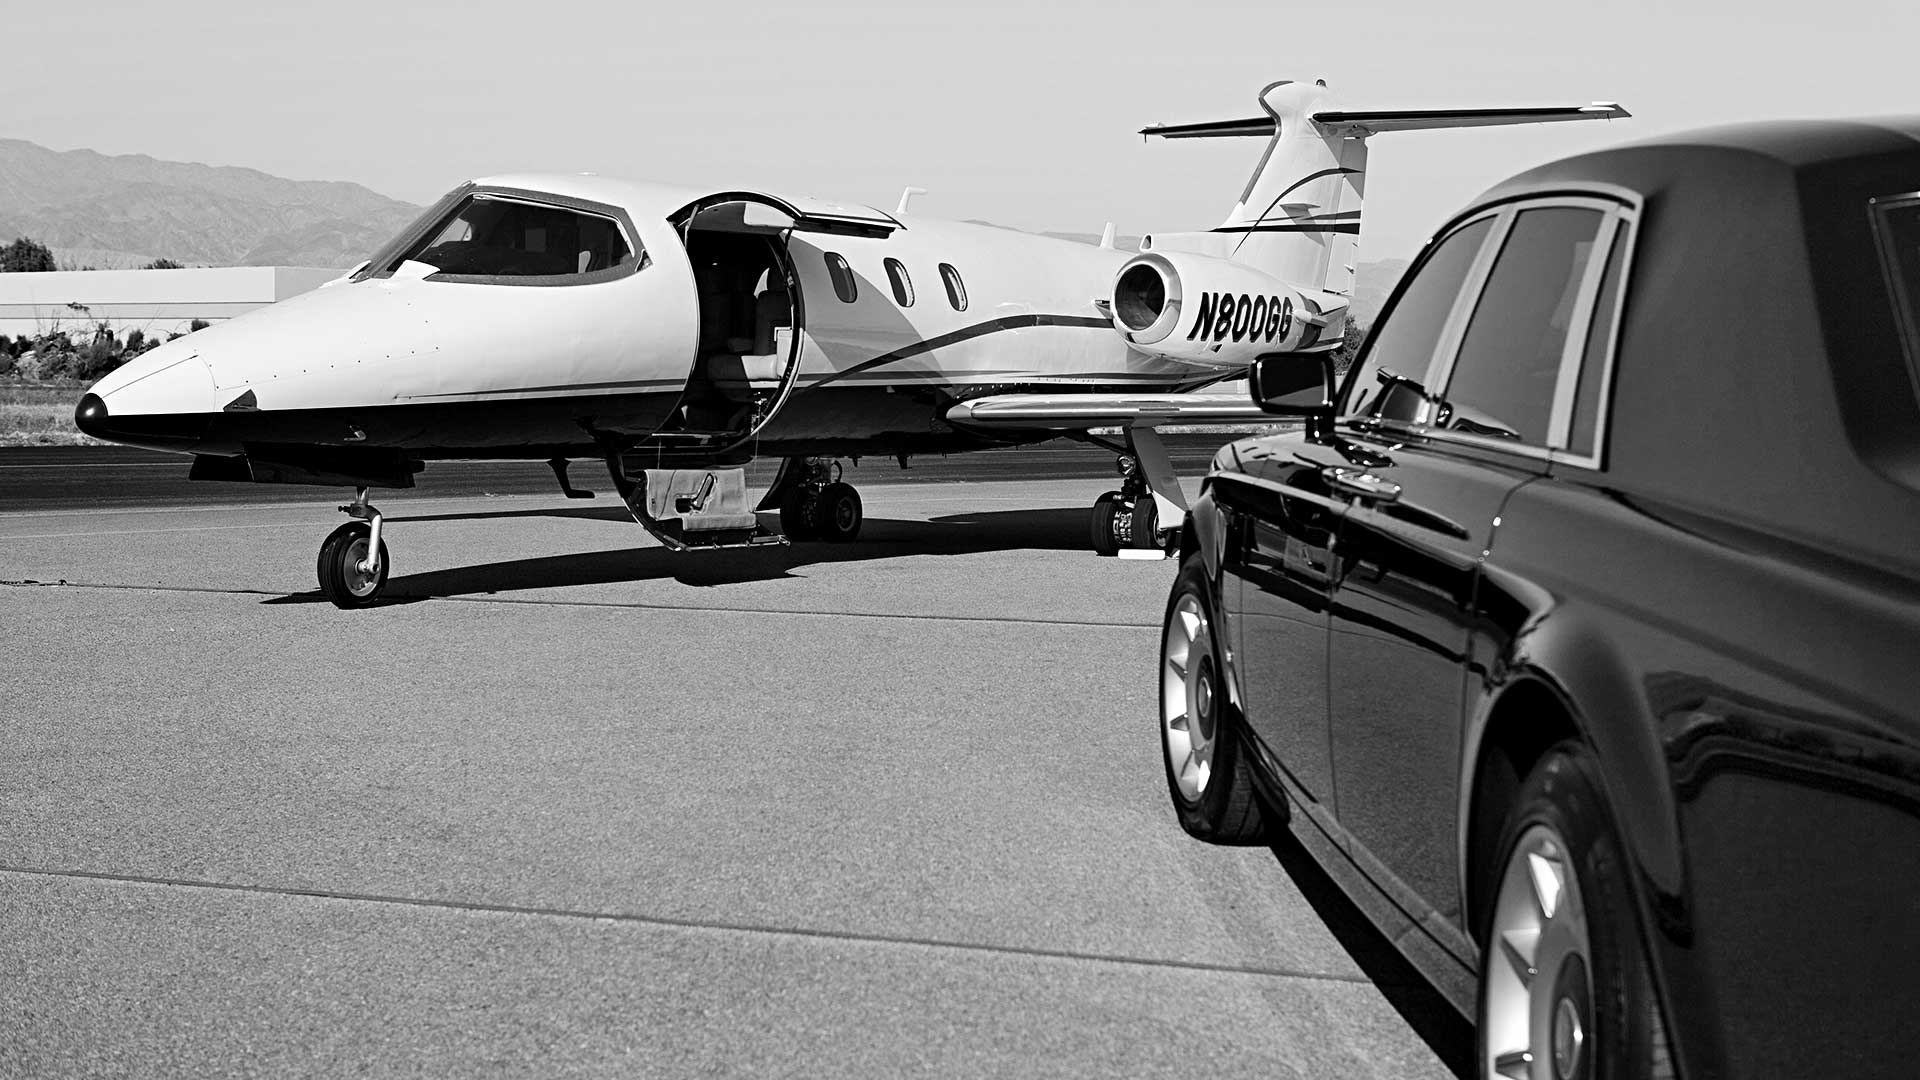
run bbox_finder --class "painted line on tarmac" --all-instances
[0,862,1368,987]
[0,520,323,540]
[0,579,1161,629]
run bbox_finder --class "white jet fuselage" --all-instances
[78,174,1214,465]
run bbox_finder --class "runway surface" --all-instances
[1,469,1464,1077]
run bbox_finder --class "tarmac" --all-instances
[1,475,1460,1078]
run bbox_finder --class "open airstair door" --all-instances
[607,192,864,551]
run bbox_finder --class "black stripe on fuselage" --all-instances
[805,313,1114,391]
[1211,222,1362,235]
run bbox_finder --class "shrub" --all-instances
[125,329,146,353]
[188,318,210,333]
[1,237,56,273]
[142,258,184,270]
[1335,320,1369,377]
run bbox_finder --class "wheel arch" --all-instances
[1457,612,1688,947]
[1179,486,1228,582]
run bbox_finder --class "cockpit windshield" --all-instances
[355,187,640,285]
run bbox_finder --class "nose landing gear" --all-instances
[317,487,390,608]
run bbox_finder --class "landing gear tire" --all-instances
[316,521,390,609]
[779,487,819,541]
[813,482,863,542]
[1159,557,1269,844]
[1477,742,1672,1080]
[1090,491,1123,556]
[1131,497,1160,551]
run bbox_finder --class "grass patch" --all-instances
[0,380,100,446]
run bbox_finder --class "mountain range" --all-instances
[0,139,1407,317]
[0,139,421,269]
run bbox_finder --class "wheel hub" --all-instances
[1552,993,1585,1078]
[1482,824,1593,1080]
[1160,593,1217,802]
[1195,656,1217,741]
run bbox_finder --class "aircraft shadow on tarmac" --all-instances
[263,507,1093,603]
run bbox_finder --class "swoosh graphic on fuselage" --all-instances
[805,313,1114,391]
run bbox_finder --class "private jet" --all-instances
[74,80,1627,606]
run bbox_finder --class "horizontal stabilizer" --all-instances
[1141,103,1629,140]
[1312,103,1629,136]
[947,392,1279,430]
[1140,116,1275,139]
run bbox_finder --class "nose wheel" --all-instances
[317,489,390,608]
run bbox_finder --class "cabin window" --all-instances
[396,193,635,283]
[825,253,858,303]
[884,258,914,307]
[939,263,967,311]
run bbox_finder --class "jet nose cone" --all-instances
[74,393,111,438]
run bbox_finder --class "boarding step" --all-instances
[608,464,787,552]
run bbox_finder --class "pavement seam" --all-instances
[0,580,1160,628]
[0,863,1368,986]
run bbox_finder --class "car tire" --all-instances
[1159,557,1269,844]
[1477,742,1672,1080]
[1090,491,1122,556]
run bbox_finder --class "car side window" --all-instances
[1344,216,1495,423]
[1439,207,1607,445]
[1567,226,1630,457]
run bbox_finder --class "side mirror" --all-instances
[1249,352,1336,418]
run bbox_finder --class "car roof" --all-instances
[1443,119,1920,576]
[1476,116,1920,205]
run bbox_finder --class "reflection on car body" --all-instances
[1156,118,1920,1080]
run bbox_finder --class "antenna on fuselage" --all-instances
[896,186,927,216]
[1099,223,1116,249]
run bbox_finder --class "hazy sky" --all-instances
[11,0,1915,262]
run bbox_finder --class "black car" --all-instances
[1160,119,1920,1080]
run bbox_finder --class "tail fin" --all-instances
[1141,81,1628,301]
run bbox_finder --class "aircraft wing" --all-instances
[945,392,1278,430]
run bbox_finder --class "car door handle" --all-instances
[1324,468,1402,503]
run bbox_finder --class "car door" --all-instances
[1219,214,1501,819]
[1215,442,1345,811]
[1324,200,1627,934]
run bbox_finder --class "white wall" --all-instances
[0,267,341,340]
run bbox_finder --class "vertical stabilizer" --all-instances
[1139,82,1629,307]
[1224,81,1366,300]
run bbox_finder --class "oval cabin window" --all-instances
[884,258,914,307]
[825,253,857,303]
[939,263,967,311]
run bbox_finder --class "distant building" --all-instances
[0,267,341,340]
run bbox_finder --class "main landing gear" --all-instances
[775,457,863,543]
[316,487,390,608]
[1089,427,1186,558]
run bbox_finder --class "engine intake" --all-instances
[1107,251,1333,369]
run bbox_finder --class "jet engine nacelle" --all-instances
[1109,251,1322,369]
